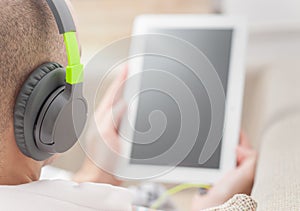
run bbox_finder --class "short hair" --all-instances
[0,0,67,135]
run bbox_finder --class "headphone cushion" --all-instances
[14,62,65,160]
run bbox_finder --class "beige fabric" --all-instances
[242,66,271,149]
[244,60,300,210]
[202,194,257,211]
[251,113,300,210]
[242,61,300,149]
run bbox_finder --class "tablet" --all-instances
[117,15,247,184]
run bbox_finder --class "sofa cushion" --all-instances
[251,112,300,210]
[242,61,300,149]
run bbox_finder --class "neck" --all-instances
[0,165,41,185]
[0,122,43,185]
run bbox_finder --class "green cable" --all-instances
[150,183,211,210]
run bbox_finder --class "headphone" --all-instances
[13,0,87,161]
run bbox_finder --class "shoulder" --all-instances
[0,180,133,211]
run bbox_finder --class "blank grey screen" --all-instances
[130,29,233,169]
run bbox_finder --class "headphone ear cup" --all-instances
[14,62,65,161]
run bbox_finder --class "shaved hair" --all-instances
[0,0,67,135]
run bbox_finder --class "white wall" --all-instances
[217,0,300,69]
[222,0,300,32]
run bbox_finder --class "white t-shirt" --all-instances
[0,180,133,211]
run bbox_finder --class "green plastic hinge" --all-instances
[66,64,84,84]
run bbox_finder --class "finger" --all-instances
[101,67,128,110]
[239,130,252,149]
[236,146,256,166]
[111,100,127,131]
[236,147,245,166]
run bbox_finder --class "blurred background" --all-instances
[51,1,300,209]
[56,0,300,173]
[70,0,300,68]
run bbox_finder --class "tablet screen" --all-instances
[130,29,233,169]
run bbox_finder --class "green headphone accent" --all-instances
[13,0,88,161]
[46,0,83,84]
[64,32,84,84]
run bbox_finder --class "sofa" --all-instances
[243,61,300,210]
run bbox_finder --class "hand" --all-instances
[191,132,257,210]
[73,68,128,186]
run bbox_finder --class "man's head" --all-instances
[0,0,68,135]
[0,0,71,184]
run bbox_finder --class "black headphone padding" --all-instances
[14,62,66,160]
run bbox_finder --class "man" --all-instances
[0,0,257,210]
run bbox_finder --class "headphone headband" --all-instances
[46,0,76,34]
[45,0,83,85]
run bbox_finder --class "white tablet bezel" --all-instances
[117,15,247,184]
